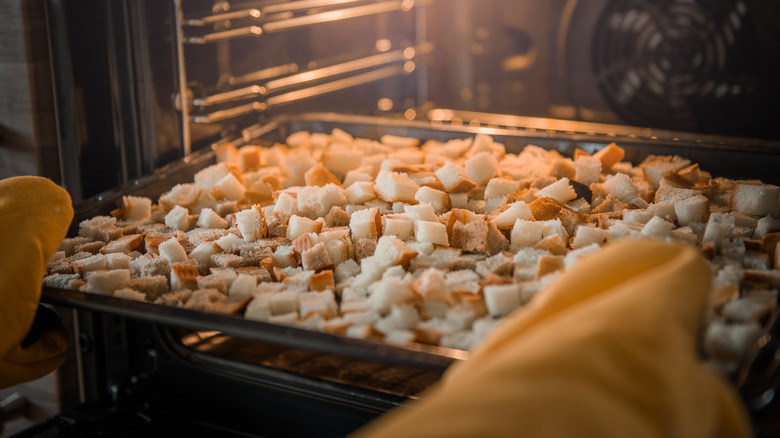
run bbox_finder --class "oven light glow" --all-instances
[377,98,394,111]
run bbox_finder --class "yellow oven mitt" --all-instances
[353,240,752,438]
[0,176,73,389]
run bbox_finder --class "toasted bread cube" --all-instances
[570,225,607,249]
[105,253,131,270]
[350,206,383,240]
[483,284,520,317]
[511,220,544,249]
[674,194,709,226]
[381,134,420,149]
[120,196,152,221]
[703,212,735,246]
[592,142,625,171]
[602,173,639,202]
[485,177,520,199]
[640,155,691,189]
[334,259,361,283]
[159,183,203,212]
[302,242,334,272]
[165,205,194,232]
[535,178,577,204]
[113,288,146,302]
[170,264,199,291]
[228,273,257,299]
[245,294,272,322]
[235,205,268,242]
[345,181,377,204]
[287,214,323,241]
[197,207,229,229]
[491,201,533,230]
[648,201,677,222]
[435,161,478,193]
[342,170,373,188]
[74,254,107,276]
[214,233,244,253]
[159,237,188,264]
[322,148,363,178]
[414,220,449,246]
[374,171,420,203]
[574,155,601,186]
[189,242,222,266]
[415,186,451,215]
[269,290,299,315]
[404,204,439,222]
[86,269,131,295]
[731,183,780,217]
[536,254,564,279]
[272,192,298,220]
[304,162,341,187]
[465,151,499,186]
[102,234,144,255]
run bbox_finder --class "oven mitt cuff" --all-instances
[0,176,73,389]
[353,240,752,438]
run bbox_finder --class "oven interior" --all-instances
[10,0,780,436]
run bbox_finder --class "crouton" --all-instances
[350,206,383,240]
[374,171,420,203]
[731,183,780,217]
[414,220,449,246]
[435,162,478,193]
[235,205,268,242]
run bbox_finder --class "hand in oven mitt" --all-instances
[0,176,73,389]
[352,240,752,438]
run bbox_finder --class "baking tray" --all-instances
[42,112,780,382]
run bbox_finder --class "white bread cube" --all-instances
[334,259,361,283]
[640,155,691,189]
[574,155,601,186]
[485,177,520,199]
[195,162,242,190]
[235,205,268,242]
[342,170,373,188]
[465,151,499,186]
[435,161,478,193]
[283,150,317,186]
[622,209,653,224]
[322,147,363,177]
[511,220,544,249]
[302,242,334,272]
[287,215,323,241]
[210,172,246,201]
[113,288,146,302]
[592,142,625,171]
[414,267,449,302]
[491,201,533,229]
[367,278,416,315]
[414,220,449,246]
[484,283,520,317]
[245,293,272,322]
[159,237,188,264]
[189,242,222,266]
[159,183,203,211]
[404,204,439,222]
[346,181,377,204]
[602,173,639,202]
[197,207,229,229]
[74,254,107,275]
[374,171,420,203]
[381,134,420,149]
[535,178,577,204]
[272,245,299,268]
[350,207,383,240]
[120,196,152,221]
[214,233,244,253]
[297,184,347,218]
[105,253,131,270]
[272,192,298,219]
[703,212,735,245]
[270,290,299,315]
[165,205,194,232]
[731,183,780,217]
[286,130,311,149]
[641,216,675,238]
[324,238,351,266]
[570,225,607,249]
[674,194,709,226]
[415,186,451,215]
[228,273,257,299]
[374,235,418,269]
[86,269,131,295]
[754,216,780,239]
[449,193,469,209]
[383,215,414,240]
[648,201,677,222]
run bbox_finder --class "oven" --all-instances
[2,0,780,436]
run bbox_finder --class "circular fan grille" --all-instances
[592,0,763,134]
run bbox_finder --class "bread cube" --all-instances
[345,181,377,204]
[511,220,544,249]
[435,161,478,193]
[302,242,334,272]
[304,162,341,187]
[322,148,363,178]
[197,207,229,229]
[404,204,439,222]
[102,234,144,255]
[415,186,451,215]
[350,206,383,240]
[235,205,268,242]
[674,194,709,226]
[641,216,675,238]
[228,273,257,299]
[574,155,601,186]
[245,293,273,322]
[86,269,131,295]
[373,235,418,269]
[119,196,152,221]
[165,205,193,231]
[731,183,780,217]
[273,245,300,268]
[159,237,188,264]
[535,178,577,204]
[210,172,246,201]
[214,232,244,253]
[170,264,199,291]
[105,253,131,270]
[483,284,520,317]
[414,220,449,246]
[383,214,414,241]
[287,215,323,241]
[491,201,533,229]
[640,155,691,189]
[159,183,203,212]
[374,171,420,203]
[592,142,625,171]
[269,290,299,315]
[272,192,298,220]
[485,177,520,199]
[602,173,639,202]
[465,151,499,186]
[189,242,222,266]
[703,212,735,246]
[570,225,607,249]
[367,278,416,315]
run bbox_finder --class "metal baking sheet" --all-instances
[42,112,780,376]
